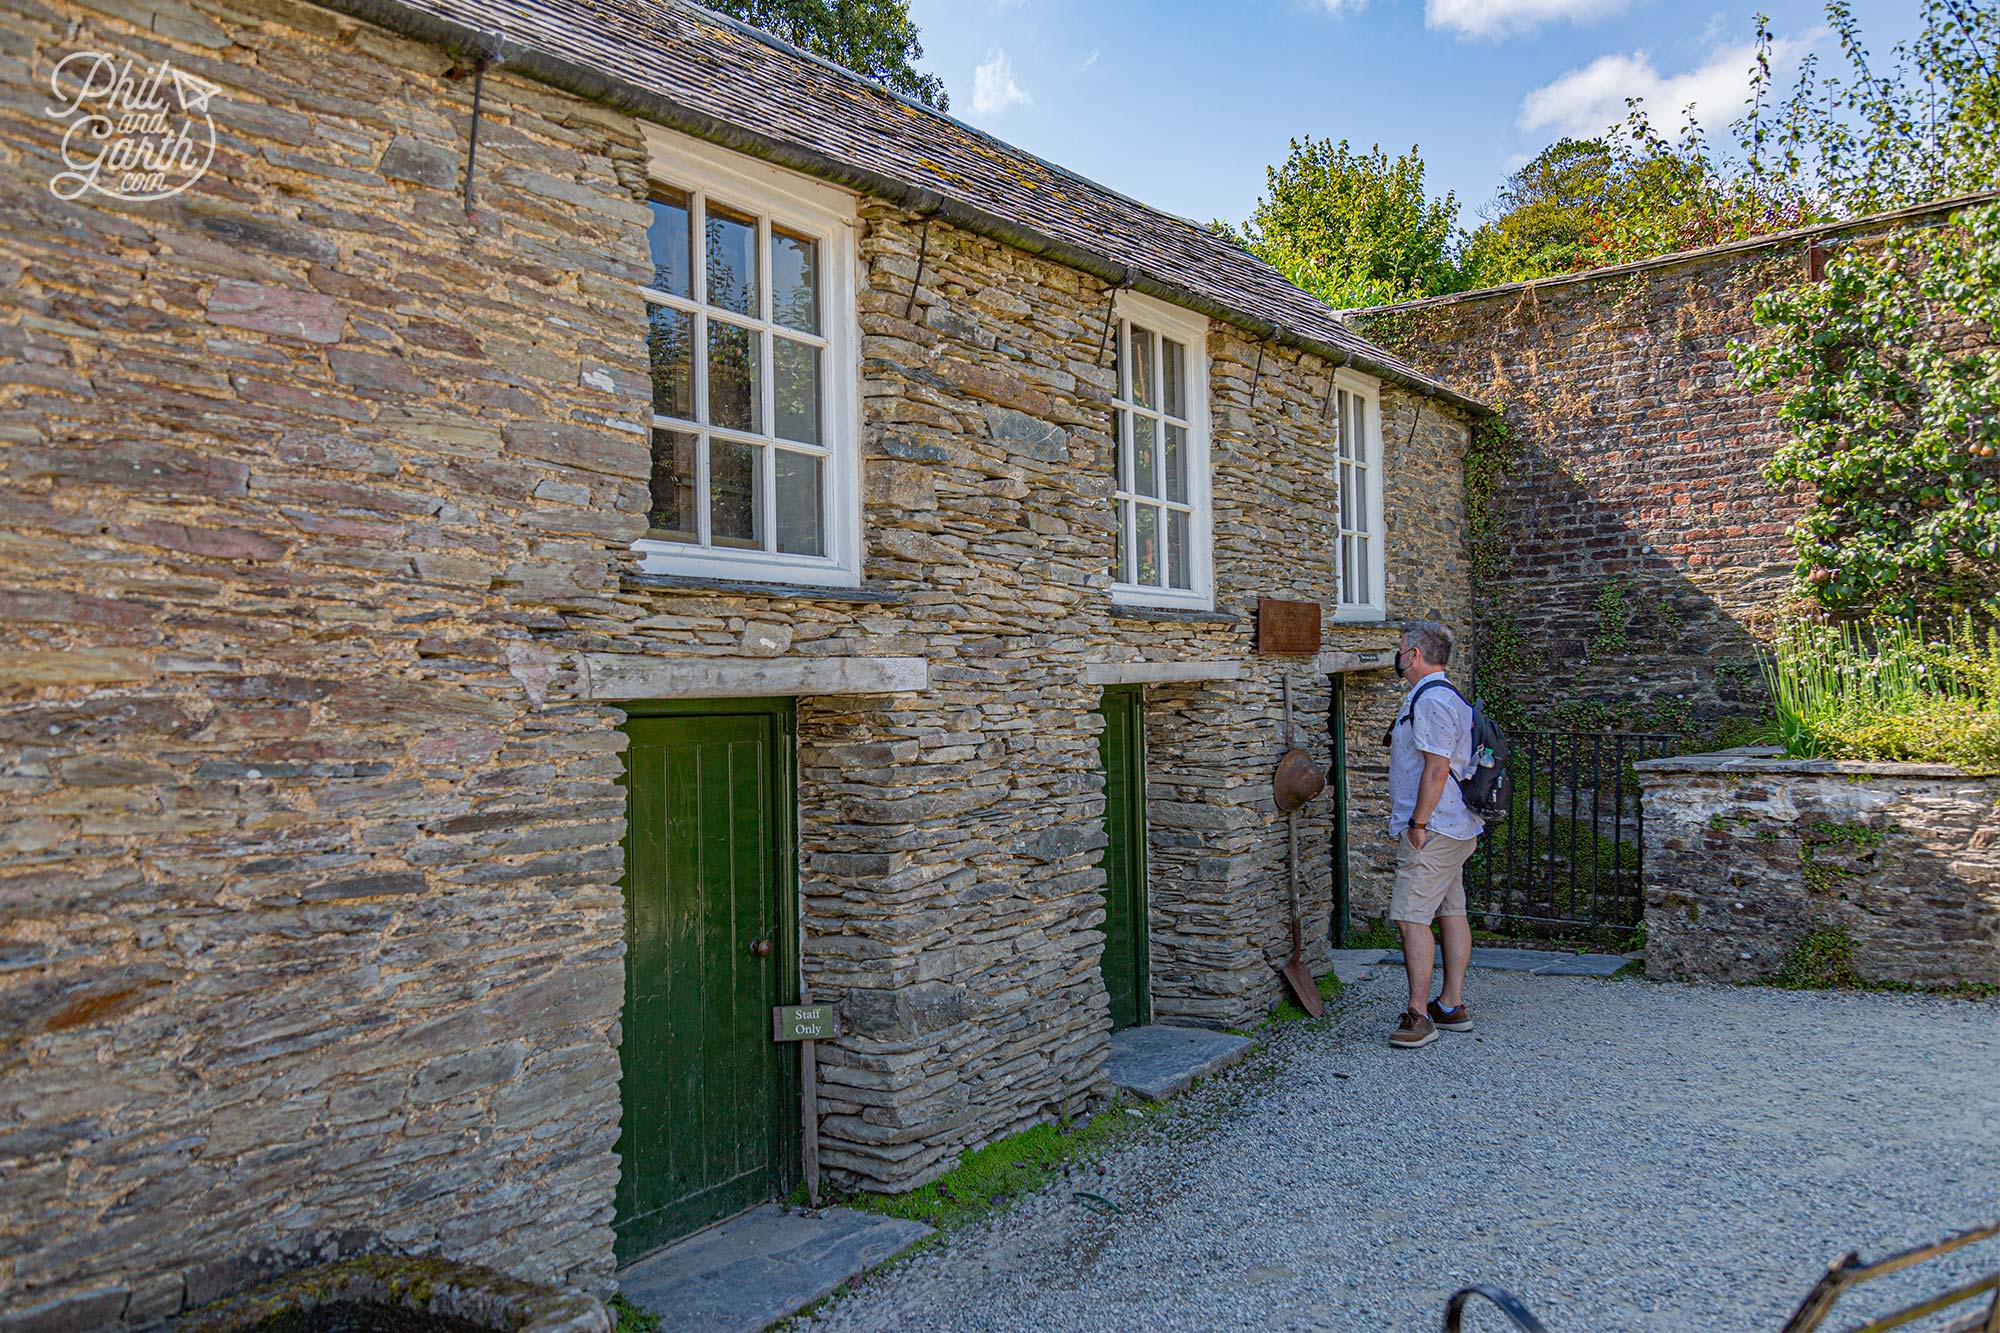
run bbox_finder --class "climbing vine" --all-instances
[1731,201,2000,615]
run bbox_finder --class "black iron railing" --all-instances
[1469,731,1679,939]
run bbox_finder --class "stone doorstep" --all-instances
[617,1203,931,1333]
[1106,1023,1255,1102]
[1364,945,1641,978]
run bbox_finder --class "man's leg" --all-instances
[1398,917,1434,1013]
[1437,913,1471,1010]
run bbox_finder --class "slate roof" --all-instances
[322,0,1488,415]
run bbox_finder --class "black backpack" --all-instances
[1382,678,1513,825]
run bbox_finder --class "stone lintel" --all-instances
[1081,660,1246,686]
[582,653,929,700]
[1314,648,1398,675]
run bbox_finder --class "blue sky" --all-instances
[906,0,1920,230]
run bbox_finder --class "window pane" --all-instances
[774,337,821,445]
[1135,504,1159,586]
[1349,393,1368,465]
[646,189,691,298]
[1351,462,1370,535]
[1354,534,1371,603]
[647,304,694,421]
[1163,338,1185,418]
[1110,409,1125,486]
[1341,535,1355,604]
[1339,462,1354,530]
[1117,499,1132,584]
[1132,415,1157,498]
[647,428,698,543]
[710,438,763,549]
[707,320,759,432]
[775,449,823,556]
[1131,326,1156,409]
[1168,509,1190,590]
[772,228,819,335]
[705,203,757,316]
[1336,390,1353,462]
[1165,423,1187,504]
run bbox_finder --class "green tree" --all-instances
[1460,138,1615,284]
[1731,201,2000,614]
[700,0,947,110]
[1238,138,1462,309]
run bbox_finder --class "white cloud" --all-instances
[971,48,1032,116]
[1314,0,1369,16]
[1518,32,1816,138]
[1077,49,1100,73]
[1426,0,1629,39]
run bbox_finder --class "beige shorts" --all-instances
[1389,831,1477,925]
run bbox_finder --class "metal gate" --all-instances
[1468,730,1677,939]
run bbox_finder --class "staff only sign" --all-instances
[45,51,221,202]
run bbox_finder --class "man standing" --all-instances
[1383,620,1484,1049]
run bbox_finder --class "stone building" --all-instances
[0,0,1483,1322]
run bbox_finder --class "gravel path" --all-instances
[797,968,1998,1333]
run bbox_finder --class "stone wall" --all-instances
[0,0,1473,1319]
[1637,751,2000,987]
[0,0,648,1321]
[1347,206,1981,743]
[562,207,1477,1185]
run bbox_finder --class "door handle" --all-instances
[749,937,772,959]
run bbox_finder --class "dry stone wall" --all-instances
[0,0,647,1321]
[1638,752,2000,987]
[0,0,1474,1320]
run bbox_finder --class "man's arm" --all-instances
[1409,751,1451,849]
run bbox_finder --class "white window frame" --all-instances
[633,125,863,587]
[1108,291,1213,611]
[1332,369,1387,622]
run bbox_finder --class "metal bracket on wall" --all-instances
[1248,334,1270,410]
[456,31,514,215]
[1094,274,1133,368]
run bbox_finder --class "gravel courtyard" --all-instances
[797,967,1998,1333]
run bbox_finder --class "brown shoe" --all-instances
[1389,1008,1438,1049]
[1427,999,1473,1032]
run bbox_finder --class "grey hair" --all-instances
[1400,620,1455,667]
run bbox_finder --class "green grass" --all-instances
[1341,917,1400,950]
[1763,613,2000,772]
[610,1294,661,1333]
[837,1100,1164,1233]
[1266,969,1345,1025]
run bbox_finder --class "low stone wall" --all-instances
[1637,750,2000,986]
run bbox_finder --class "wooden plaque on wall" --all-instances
[1256,598,1322,655]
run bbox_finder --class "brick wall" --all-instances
[1348,234,1852,741]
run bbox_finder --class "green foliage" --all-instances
[1460,139,1617,285]
[840,1105,1153,1231]
[1732,202,2000,613]
[1238,138,1464,309]
[610,1295,662,1333]
[699,0,947,109]
[1760,614,2000,770]
[1767,928,1866,989]
[1591,580,1634,655]
[1342,916,1402,950]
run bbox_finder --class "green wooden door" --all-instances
[1098,686,1149,1030]
[616,701,798,1264]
